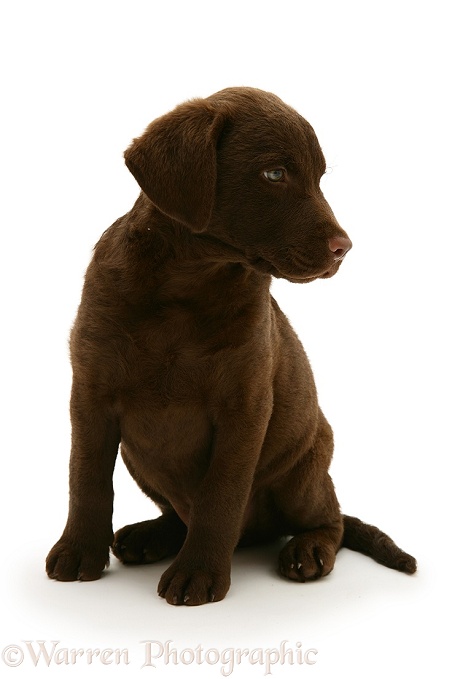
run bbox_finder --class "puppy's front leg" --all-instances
[46,383,120,581]
[158,409,270,606]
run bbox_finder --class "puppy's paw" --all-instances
[46,538,110,582]
[157,556,231,606]
[279,534,336,582]
[112,516,186,565]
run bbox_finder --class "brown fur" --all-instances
[46,87,416,605]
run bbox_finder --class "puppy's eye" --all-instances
[263,169,285,182]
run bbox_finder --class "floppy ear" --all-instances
[124,100,225,232]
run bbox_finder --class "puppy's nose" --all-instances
[328,235,352,260]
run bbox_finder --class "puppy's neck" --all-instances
[93,193,271,306]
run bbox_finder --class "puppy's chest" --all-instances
[114,307,232,403]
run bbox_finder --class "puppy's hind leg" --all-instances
[277,474,343,582]
[112,511,187,565]
[113,450,187,565]
[273,414,344,582]
[278,517,343,582]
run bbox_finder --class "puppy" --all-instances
[46,87,416,605]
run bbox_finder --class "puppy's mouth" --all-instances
[250,255,343,283]
[197,234,343,283]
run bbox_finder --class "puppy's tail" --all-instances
[342,515,417,574]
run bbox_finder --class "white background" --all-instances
[1,1,450,676]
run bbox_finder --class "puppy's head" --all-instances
[125,87,352,282]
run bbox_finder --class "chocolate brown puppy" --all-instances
[46,87,416,605]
